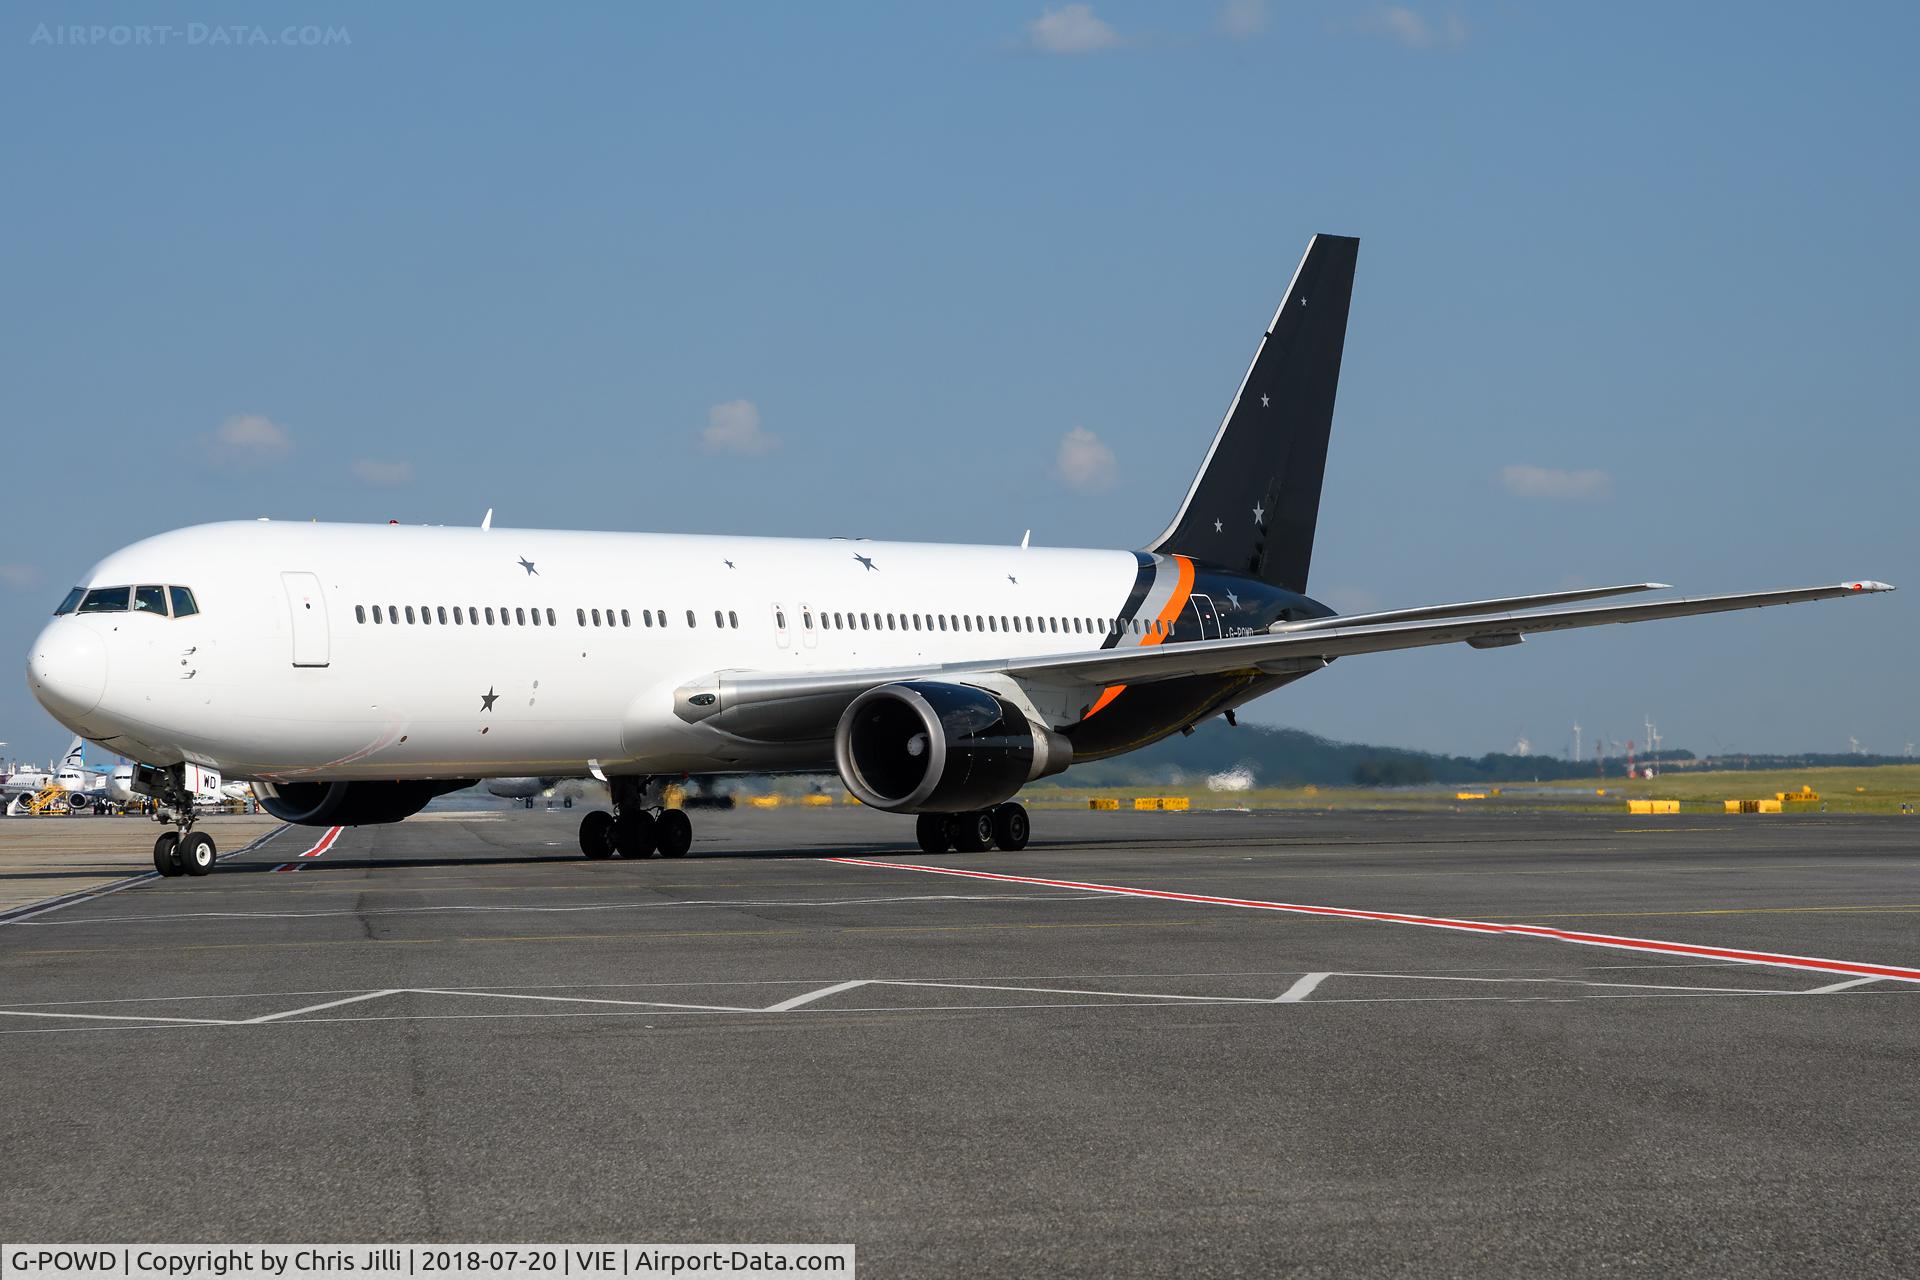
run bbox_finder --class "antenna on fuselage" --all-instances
[1020,529,1030,550]
[481,508,494,532]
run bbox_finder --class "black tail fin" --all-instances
[1146,234,1358,594]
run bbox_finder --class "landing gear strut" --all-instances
[145,764,214,877]
[916,802,1029,855]
[577,776,696,861]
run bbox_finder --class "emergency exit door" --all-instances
[281,571,331,667]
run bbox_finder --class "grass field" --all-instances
[1025,764,1920,815]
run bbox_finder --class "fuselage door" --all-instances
[281,571,331,667]
[1189,593,1222,640]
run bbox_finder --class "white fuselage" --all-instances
[28,521,1156,783]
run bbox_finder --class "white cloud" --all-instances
[1218,0,1267,38]
[1057,426,1119,493]
[202,412,293,468]
[350,458,413,488]
[700,399,778,456]
[1498,463,1611,501]
[1027,4,1120,54]
[1359,5,1466,49]
[0,563,40,591]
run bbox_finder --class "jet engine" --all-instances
[833,681,1071,813]
[254,779,474,827]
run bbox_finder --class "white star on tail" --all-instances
[1252,502,1265,526]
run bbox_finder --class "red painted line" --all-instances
[824,857,1920,986]
[276,825,343,871]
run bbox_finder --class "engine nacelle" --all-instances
[834,681,1072,813]
[254,779,474,827]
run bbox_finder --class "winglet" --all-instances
[1845,580,1895,592]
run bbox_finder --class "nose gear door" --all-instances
[1188,593,1222,640]
[281,571,331,667]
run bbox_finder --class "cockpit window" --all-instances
[54,587,86,616]
[77,586,131,613]
[169,586,199,618]
[134,585,168,615]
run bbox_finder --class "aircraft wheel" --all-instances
[953,810,994,853]
[655,809,693,858]
[915,814,952,854]
[991,802,1030,852]
[614,810,657,858]
[153,832,183,876]
[179,831,216,876]
[524,798,534,809]
[578,809,615,859]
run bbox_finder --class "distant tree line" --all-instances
[1054,721,1905,789]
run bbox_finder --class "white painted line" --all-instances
[827,857,1920,986]
[885,978,1277,1005]
[0,825,291,928]
[1273,972,1331,1002]
[407,987,763,1014]
[0,1008,236,1025]
[242,989,403,1024]
[1804,975,1889,995]
[762,979,872,1011]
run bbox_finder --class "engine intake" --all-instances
[255,779,474,827]
[834,681,1071,813]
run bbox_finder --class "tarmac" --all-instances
[1,805,1916,1278]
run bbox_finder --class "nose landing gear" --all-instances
[143,764,214,877]
[577,776,696,860]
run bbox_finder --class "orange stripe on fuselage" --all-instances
[1083,556,1196,721]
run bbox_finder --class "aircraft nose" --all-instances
[26,618,108,721]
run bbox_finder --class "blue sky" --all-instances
[2,2,1915,767]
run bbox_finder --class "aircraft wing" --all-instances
[674,580,1893,739]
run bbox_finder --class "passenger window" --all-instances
[513,607,524,625]
[405,606,416,624]
[356,605,367,624]
[775,610,786,629]
[620,609,630,627]
[731,610,740,628]
[453,607,464,625]
[78,587,131,613]
[578,608,587,626]
[485,607,496,625]
[54,587,86,616]
[687,610,697,627]
[592,609,602,627]
[169,586,200,618]
[643,609,654,627]
[530,607,541,627]
[372,606,383,625]
[134,585,168,614]
[802,610,813,629]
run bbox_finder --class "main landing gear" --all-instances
[915,802,1030,855]
[147,764,214,878]
[578,777,695,861]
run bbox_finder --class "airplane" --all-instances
[23,235,1893,878]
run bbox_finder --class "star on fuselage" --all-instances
[480,687,499,712]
